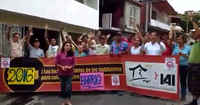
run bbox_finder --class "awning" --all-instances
[0,10,92,33]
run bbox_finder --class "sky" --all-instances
[168,0,200,14]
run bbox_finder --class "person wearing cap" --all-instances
[95,35,110,55]
[44,25,59,58]
[6,26,28,58]
[28,38,45,58]
[142,32,166,55]
[184,18,200,105]
[110,32,128,55]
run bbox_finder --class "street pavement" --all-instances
[0,92,197,105]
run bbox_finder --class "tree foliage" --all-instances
[179,12,200,32]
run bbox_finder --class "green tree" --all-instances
[179,12,200,32]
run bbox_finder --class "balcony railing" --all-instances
[150,19,170,31]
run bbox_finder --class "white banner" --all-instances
[125,60,178,93]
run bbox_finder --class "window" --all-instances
[126,4,140,29]
[129,6,137,27]
[102,13,112,29]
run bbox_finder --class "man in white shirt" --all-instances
[143,32,166,55]
[44,25,59,58]
[130,36,142,55]
[95,35,110,55]
[46,37,59,58]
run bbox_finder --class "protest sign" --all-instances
[80,72,104,90]
[1,58,10,68]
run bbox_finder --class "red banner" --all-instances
[0,55,179,101]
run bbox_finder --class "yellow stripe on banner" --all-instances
[7,67,36,85]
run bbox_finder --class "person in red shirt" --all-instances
[162,33,173,56]
[55,41,75,105]
[162,26,176,56]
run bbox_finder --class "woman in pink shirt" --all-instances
[55,41,75,105]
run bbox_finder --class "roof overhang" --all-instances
[152,1,177,15]
[0,10,92,33]
[0,0,99,31]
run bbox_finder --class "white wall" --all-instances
[0,0,99,30]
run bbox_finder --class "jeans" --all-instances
[59,75,72,99]
[180,65,188,98]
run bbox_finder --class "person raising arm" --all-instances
[6,26,28,58]
[110,32,128,55]
[27,27,45,58]
[44,25,59,58]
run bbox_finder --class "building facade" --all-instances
[99,0,142,34]
[138,0,177,33]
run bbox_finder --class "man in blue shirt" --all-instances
[110,32,128,55]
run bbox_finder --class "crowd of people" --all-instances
[3,16,200,105]
[6,25,190,59]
